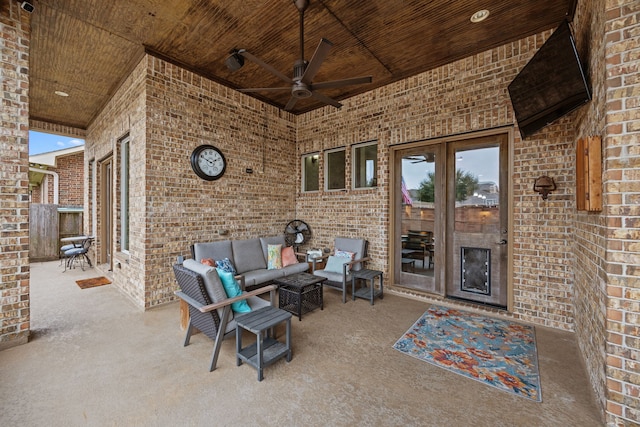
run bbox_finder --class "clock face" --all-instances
[190,145,226,181]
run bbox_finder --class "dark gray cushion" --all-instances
[192,240,233,263]
[242,268,284,287]
[183,259,231,321]
[232,238,267,274]
[334,237,366,272]
[281,262,309,275]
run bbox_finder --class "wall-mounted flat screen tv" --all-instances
[508,21,591,139]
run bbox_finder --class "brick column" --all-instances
[0,2,31,350]
[604,0,640,423]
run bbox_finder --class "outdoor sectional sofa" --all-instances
[190,235,309,290]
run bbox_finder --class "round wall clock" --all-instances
[190,145,227,181]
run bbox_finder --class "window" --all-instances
[353,141,378,188]
[120,136,130,253]
[325,148,346,190]
[302,153,319,192]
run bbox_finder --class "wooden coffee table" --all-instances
[274,272,325,321]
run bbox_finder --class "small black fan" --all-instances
[284,219,311,248]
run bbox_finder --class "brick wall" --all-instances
[603,0,640,423]
[296,30,578,330]
[571,0,609,416]
[0,2,30,350]
[85,57,147,308]
[30,150,84,206]
[86,55,297,309]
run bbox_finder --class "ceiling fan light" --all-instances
[225,52,245,71]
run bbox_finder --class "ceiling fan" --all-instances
[406,153,436,163]
[226,0,372,111]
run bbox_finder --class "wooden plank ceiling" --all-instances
[29,0,575,129]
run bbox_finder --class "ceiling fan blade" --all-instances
[311,91,342,108]
[312,76,373,91]
[238,50,292,84]
[238,87,291,93]
[301,38,333,85]
[284,96,299,111]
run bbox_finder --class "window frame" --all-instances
[352,141,378,189]
[119,135,130,254]
[301,152,320,193]
[325,147,346,191]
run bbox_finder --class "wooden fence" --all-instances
[29,204,83,261]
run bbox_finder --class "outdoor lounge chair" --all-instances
[173,259,275,372]
[311,237,369,303]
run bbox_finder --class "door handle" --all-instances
[495,239,508,245]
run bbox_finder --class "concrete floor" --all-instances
[0,261,603,426]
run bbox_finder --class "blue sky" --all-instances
[29,131,84,155]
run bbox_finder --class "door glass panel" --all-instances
[447,143,507,308]
[397,148,438,293]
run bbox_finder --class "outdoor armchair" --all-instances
[311,237,369,303]
[173,259,276,372]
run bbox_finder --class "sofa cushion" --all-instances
[334,237,366,272]
[242,268,284,287]
[232,238,267,274]
[281,262,309,275]
[193,240,233,263]
[260,235,286,262]
[313,268,350,284]
[183,259,229,321]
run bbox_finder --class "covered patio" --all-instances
[0,261,601,425]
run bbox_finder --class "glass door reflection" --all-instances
[397,146,441,293]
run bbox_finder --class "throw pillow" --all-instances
[267,244,283,270]
[216,257,237,275]
[281,246,298,267]
[323,255,349,274]
[335,250,355,260]
[335,250,355,272]
[201,258,215,267]
[216,269,251,313]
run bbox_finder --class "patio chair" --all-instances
[311,237,369,303]
[63,236,94,272]
[173,259,276,372]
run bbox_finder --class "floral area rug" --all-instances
[393,305,541,401]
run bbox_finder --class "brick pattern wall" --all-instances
[30,151,84,206]
[85,57,147,308]
[0,2,30,350]
[296,31,577,330]
[604,0,640,423]
[29,120,86,138]
[143,56,296,307]
[87,55,296,308]
[571,0,609,417]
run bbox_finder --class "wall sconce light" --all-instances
[224,49,245,71]
[533,175,556,200]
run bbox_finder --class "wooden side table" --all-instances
[235,306,292,381]
[351,268,384,305]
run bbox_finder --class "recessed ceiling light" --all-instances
[54,90,69,97]
[470,9,490,23]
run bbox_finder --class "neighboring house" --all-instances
[29,145,84,207]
